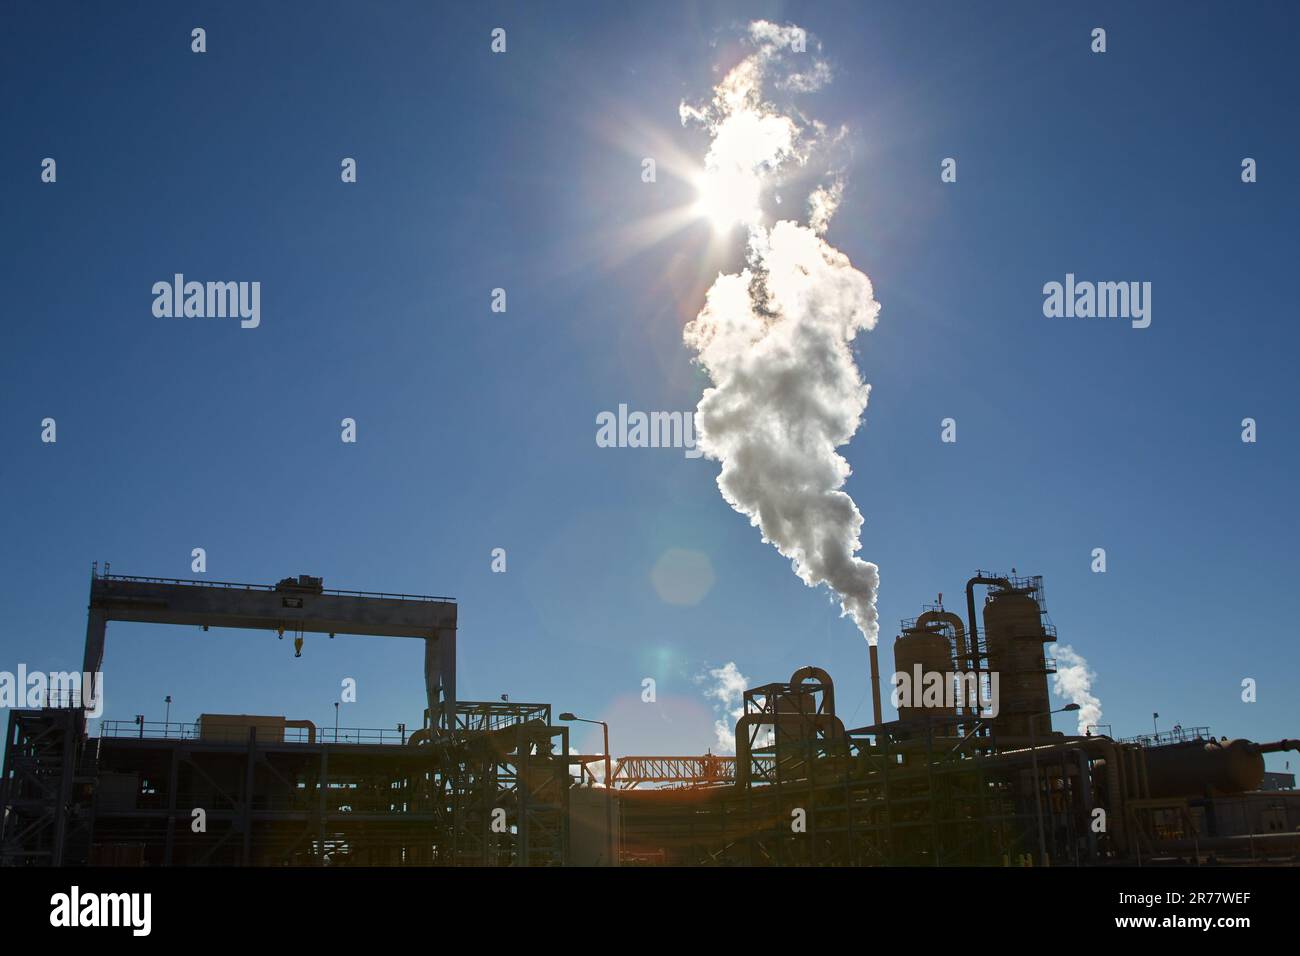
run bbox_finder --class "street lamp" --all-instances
[164,696,172,736]
[1029,703,1079,867]
[559,712,615,866]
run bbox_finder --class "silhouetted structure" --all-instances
[2,567,1296,866]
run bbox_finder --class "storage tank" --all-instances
[983,589,1052,737]
[198,713,287,744]
[1143,738,1266,798]
[893,624,955,720]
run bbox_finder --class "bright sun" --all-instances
[693,168,760,232]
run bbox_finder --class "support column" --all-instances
[53,713,76,866]
[318,747,328,865]
[81,609,107,686]
[242,727,255,865]
[164,747,179,865]
[423,629,457,734]
[440,627,456,733]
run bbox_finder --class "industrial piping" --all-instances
[915,610,970,711]
[789,665,836,715]
[964,575,1011,706]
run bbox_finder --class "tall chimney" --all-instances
[868,643,883,726]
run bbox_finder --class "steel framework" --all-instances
[0,569,571,866]
[611,755,735,789]
[1,701,570,866]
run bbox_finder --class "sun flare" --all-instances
[693,168,760,233]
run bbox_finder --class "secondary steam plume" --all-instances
[682,22,883,643]
[698,661,749,754]
[1050,644,1103,734]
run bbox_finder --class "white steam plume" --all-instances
[682,21,883,643]
[1050,643,1103,734]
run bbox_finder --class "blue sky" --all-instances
[2,1,1296,772]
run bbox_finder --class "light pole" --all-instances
[164,695,172,736]
[559,712,614,866]
[334,702,340,741]
[1029,703,1079,867]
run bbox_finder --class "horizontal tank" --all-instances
[1143,739,1265,798]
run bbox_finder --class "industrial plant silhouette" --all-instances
[3,567,1294,866]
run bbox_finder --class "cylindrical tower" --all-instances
[893,624,955,721]
[983,588,1052,737]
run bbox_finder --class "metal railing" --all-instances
[308,727,410,745]
[1121,726,1213,748]
[98,698,563,745]
[93,571,454,603]
[20,690,95,709]
[99,720,413,745]
[101,720,198,739]
[454,701,551,733]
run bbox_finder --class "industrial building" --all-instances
[2,567,1297,866]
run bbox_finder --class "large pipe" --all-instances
[1088,737,1130,855]
[994,734,1132,856]
[996,733,1135,856]
[868,644,883,727]
[916,610,967,671]
[1153,832,1300,857]
[789,666,835,716]
[1256,739,1300,755]
[734,714,766,789]
[1075,748,1098,862]
[964,575,1011,713]
[915,610,970,711]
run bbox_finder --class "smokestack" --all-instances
[869,643,882,727]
